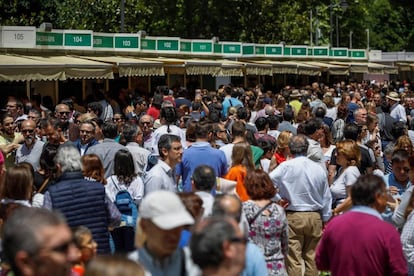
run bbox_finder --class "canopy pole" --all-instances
[54,80,59,106]
[184,74,187,89]
[26,81,30,100]
[82,80,86,102]
[128,76,131,89]
[148,76,151,95]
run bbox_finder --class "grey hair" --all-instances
[289,134,309,156]
[122,123,139,143]
[3,207,66,272]
[55,144,83,173]
[190,217,237,269]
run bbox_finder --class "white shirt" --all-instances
[105,175,144,206]
[151,125,186,155]
[219,143,235,170]
[330,166,360,206]
[269,156,332,222]
[143,159,177,195]
[390,103,407,122]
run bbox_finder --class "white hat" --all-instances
[386,91,400,102]
[290,89,302,98]
[140,191,195,230]
[153,119,161,129]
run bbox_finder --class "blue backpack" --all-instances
[113,180,138,229]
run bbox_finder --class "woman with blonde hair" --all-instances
[269,131,293,172]
[394,135,413,155]
[330,140,361,215]
[224,143,255,201]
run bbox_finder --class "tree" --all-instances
[0,0,413,51]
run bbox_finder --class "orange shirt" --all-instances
[225,164,249,201]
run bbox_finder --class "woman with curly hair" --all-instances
[243,169,289,276]
[330,140,361,215]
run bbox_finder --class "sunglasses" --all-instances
[47,241,72,254]
[21,129,35,134]
[229,236,248,245]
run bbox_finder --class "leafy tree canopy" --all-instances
[1,0,413,51]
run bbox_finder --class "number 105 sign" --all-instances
[0,26,36,48]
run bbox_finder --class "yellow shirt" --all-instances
[0,133,23,168]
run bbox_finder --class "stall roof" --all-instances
[0,54,65,82]
[143,57,246,76]
[79,56,165,77]
[329,61,398,74]
[302,61,349,75]
[280,61,321,76]
[23,55,114,79]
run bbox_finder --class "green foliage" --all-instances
[0,0,414,51]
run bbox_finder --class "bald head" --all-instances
[212,194,242,223]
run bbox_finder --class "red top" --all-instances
[273,152,286,166]
[146,106,160,120]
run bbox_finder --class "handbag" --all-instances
[248,201,273,226]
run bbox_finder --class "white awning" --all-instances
[330,61,398,74]
[0,54,65,82]
[302,61,349,75]
[80,56,165,77]
[23,55,114,79]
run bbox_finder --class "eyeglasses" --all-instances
[21,129,35,134]
[374,146,380,150]
[80,130,93,134]
[46,241,73,254]
[229,236,248,245]
[58,112,70,115]
[140,122,151,125]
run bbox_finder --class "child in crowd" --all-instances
[72,226,98,276]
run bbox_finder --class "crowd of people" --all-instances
[0,79,413,275]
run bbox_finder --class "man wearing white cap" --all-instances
[386,91,407,123]
[129,190,195,276]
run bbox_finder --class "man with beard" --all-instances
[74,121,99,156]
[2,207,78,276]
[15,119,45,170]
[55,103,78,142]
[0,114,23,168]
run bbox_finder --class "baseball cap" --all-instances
[140,191,195,230]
